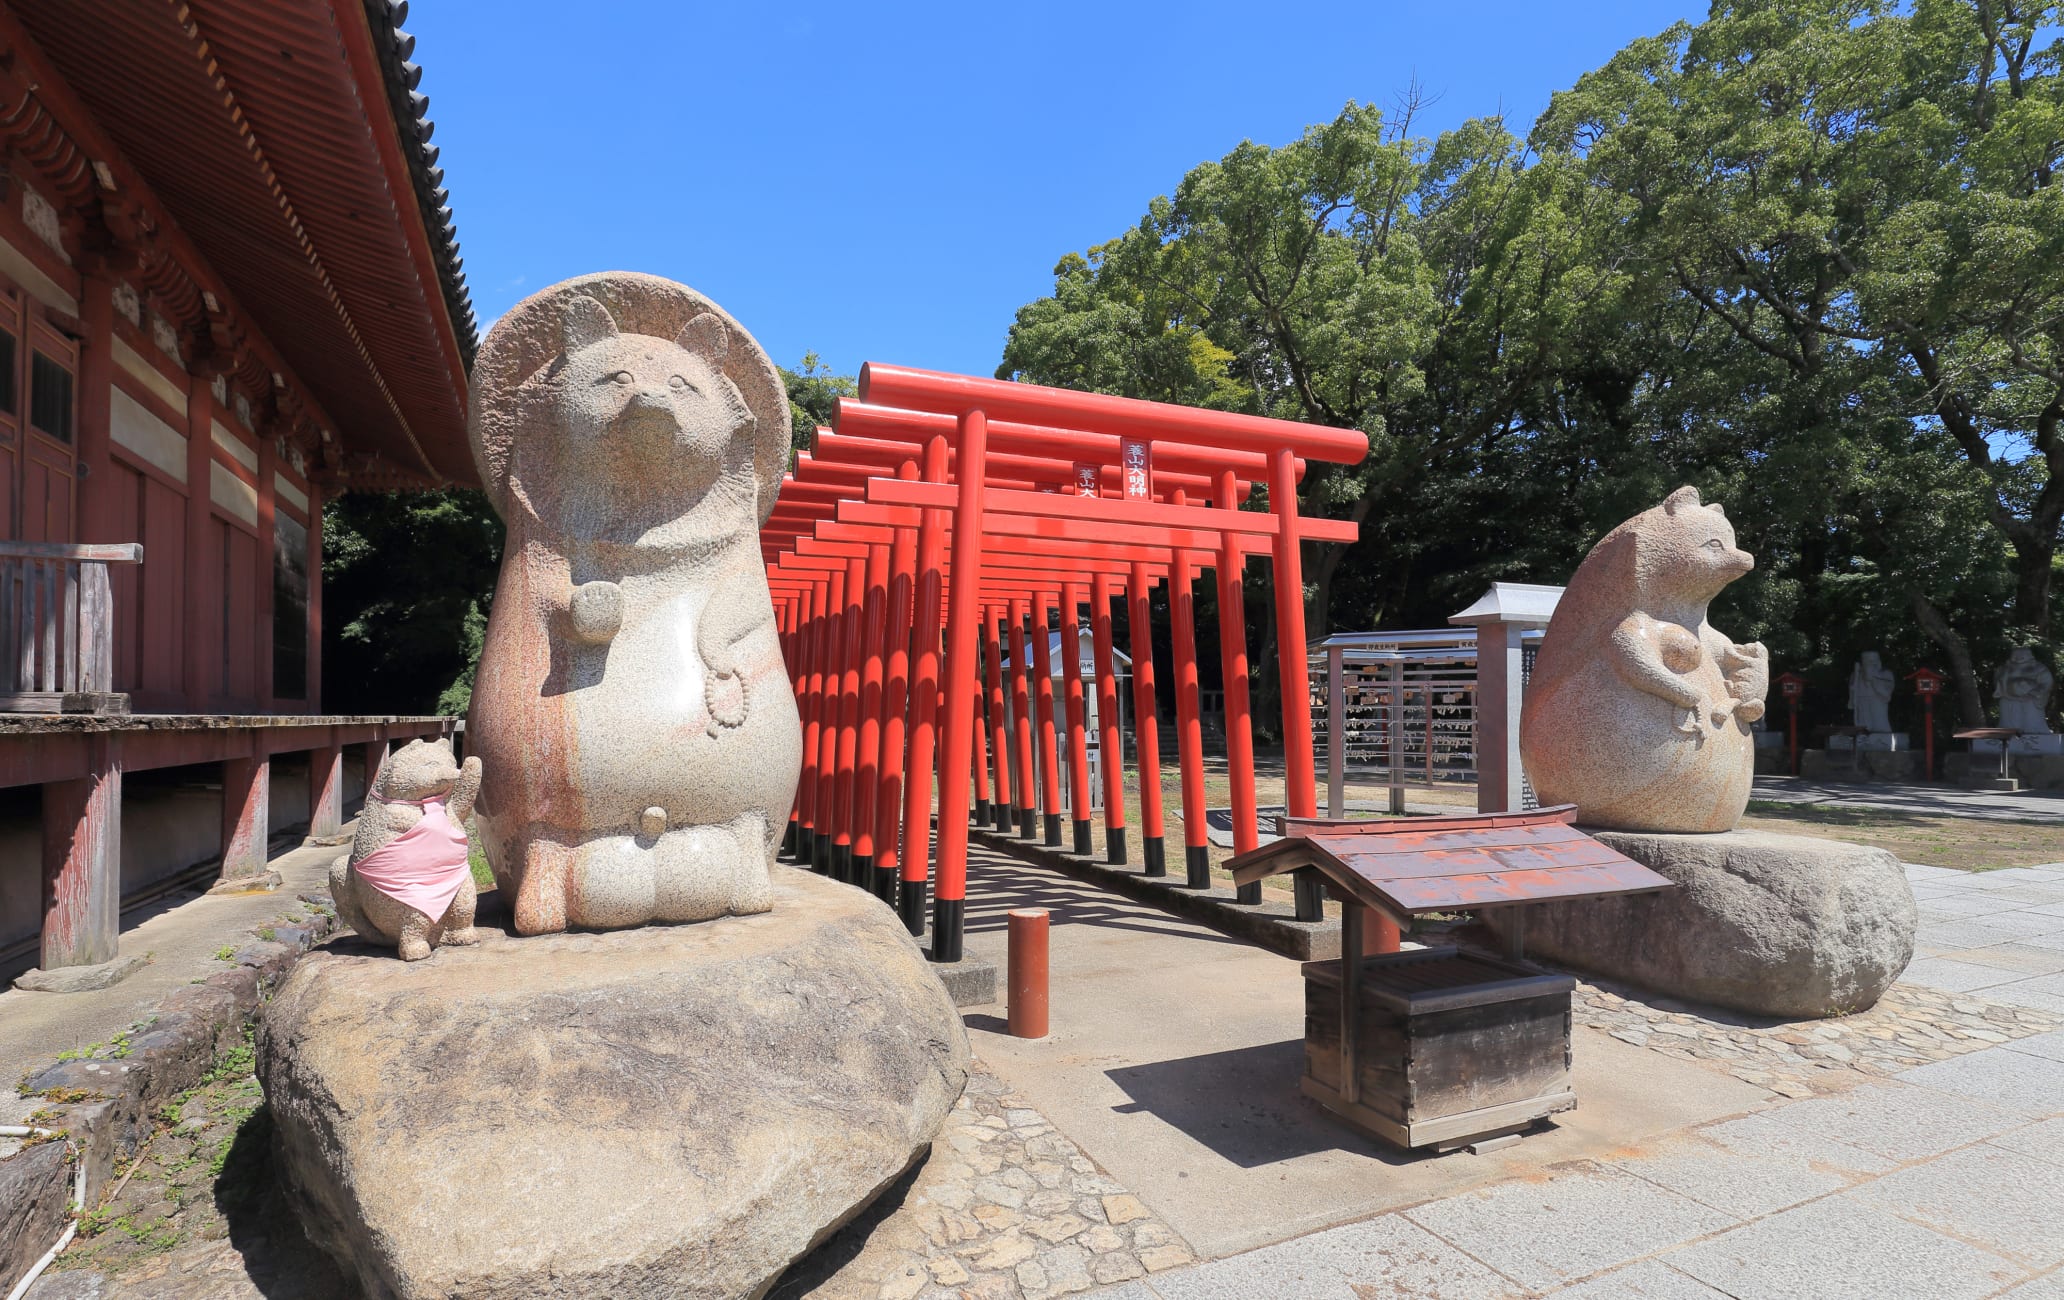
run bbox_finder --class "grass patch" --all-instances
[1740,800,2064,871]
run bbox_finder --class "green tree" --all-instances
[322,489,504,716]
[1000,97,1579,727]
[781,352,856,454]
[1535,0,2064,656]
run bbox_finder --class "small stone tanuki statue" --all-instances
[1997,646,2055,735]
[1521,486,1768,833]
[465,273,801,935]
[331,739,483,961]
[1849,651,1897,733]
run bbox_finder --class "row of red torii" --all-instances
[764,365,1387,964]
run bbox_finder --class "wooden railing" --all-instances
[0,541,143,714]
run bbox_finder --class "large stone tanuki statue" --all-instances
[1521,486,1768,833]
[1504,486,1913,1020]
[466,272,801,934]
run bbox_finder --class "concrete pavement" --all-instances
[1899,862,2064,1014]
[1081,1027,2064,1299]
[0,835,337,1093]
[956,842,1771,1261]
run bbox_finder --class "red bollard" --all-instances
[1008,908,1051,1039]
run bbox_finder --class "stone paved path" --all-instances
[1080,1028,2064,1299]
[774,1064,1193,1300]
[1898,862,2064,1012]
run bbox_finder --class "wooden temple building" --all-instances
[0,0,477,982]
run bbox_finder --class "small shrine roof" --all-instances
[1227,805,1672,924]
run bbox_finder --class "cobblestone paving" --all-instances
[1572,979,2063,1099]
[776,1064,1193,1300]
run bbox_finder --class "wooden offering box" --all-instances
[1302,945,1575,1150]
[1228,806,1670,1151]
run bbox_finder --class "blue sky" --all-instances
[411,1,1709,381]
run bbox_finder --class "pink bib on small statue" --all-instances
[350,798,473,921]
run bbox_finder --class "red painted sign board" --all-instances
[1121,439,1152,500]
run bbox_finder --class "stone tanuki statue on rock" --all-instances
[465,272,801,935]
[1521,486,1768,833]
[331,738,483,961]
[1849,651,1897,734]
[1997,646,2055,736]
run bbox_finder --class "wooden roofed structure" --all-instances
[0,0,475,983]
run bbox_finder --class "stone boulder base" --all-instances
[259,867,971,1300]
[1490,829,1917,1019]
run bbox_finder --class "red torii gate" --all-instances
[763,365,1375,964]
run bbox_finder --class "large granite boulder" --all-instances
[258,867,970,1300]
[1490,829,1917,1018]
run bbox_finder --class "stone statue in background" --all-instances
[1849,652,1896,733]
[465,273,801,935]
[1997,647,2056,735]
[1521,486,1768,833]
[331,738,482,961]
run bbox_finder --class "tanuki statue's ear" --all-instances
[678,312,729,364]
[1663,485,1702,516]
[562,296,618,353]
[1709,501,1725,517]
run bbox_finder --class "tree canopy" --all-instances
[996,0,2060,736]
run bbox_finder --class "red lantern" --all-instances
[1775,672,1805,775]
[1906,668,1947,780]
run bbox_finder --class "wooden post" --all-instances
[308,740,343,840]
[1338,898,1363,1105]
[1326,644,1345,818]
[898,435,950,935]
[361,738,388,807]
[1215,472,1262,905]
[1030,592,1064,846]
[813,569,844,875]
[853,542,889,885]
[983,603,1012,834]
[971,673,991,826]
[1387,659,1406,816]
[1090,571,1126,864]
[1169,545,1210,888]
[254,434,277,708]
[183,375,218,710]
[76,272,115,546]
[305,480,325,714]
[874,462,919,899]
[1061,582,1093,856]
[833,555,865,884]
[40,734,122,969]
[1127,562,1166,876]
[792,581,821,860]
[214,753,271,887]
[1009,598,1036,839]
[931,409,990,963]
